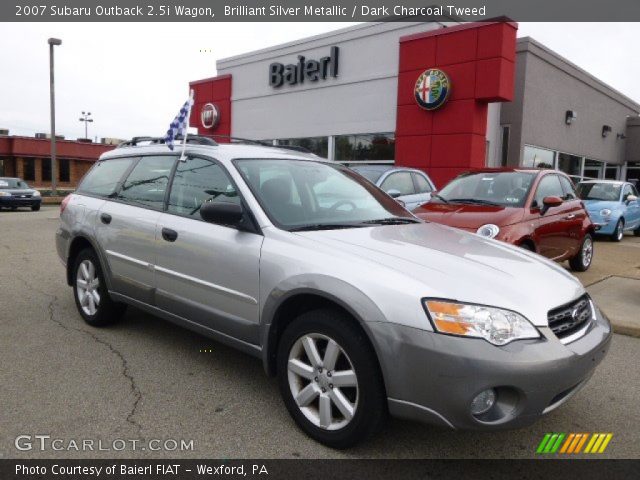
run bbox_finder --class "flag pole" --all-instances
[179,89,195,161]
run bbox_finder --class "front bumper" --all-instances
[0,197,41,208]
[370,305,612,430]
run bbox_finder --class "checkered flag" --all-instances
[164,93,194,151]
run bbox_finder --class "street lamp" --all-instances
[79,111,93,139]
[48,37,62,195]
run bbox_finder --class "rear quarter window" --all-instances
[77,158,135,197]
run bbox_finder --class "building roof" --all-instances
[0,135,115,162]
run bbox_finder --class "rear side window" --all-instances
[167,157,240,218]
[116,156,175,209]
[534,175,564,207]
[77,158,134,197]
[380,172,415,195]
[413,173,433,193]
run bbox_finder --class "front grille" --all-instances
[548,295,593,341]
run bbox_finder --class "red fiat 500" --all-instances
[413,169,595,271]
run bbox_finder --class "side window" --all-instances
[116,156,175,209]
[412,173,433,193]
[534,175,564,207]
[168,157,240,218]
[622,185,634,201]
[559,176,578,200]
[631,185,639,197]
[77,158,134,197]
[380,172,415,196]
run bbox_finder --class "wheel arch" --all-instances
[66,235,112,290]
[261,284,387,393]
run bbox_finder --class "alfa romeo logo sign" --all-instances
[414,69,451,111]
[200,103,220,129]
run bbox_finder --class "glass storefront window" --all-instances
[583,159,604,180]
[275,137,328,158]
[605,166,619,180]
[522,145,555,169]
[334,133,395,162]
[557,152,582,183]
[23,158,35,181]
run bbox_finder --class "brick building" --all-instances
[0,135,116,190]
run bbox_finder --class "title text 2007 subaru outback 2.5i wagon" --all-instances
[56,137,611,448]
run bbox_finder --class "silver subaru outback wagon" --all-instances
[56,137,611,448]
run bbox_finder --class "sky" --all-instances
[1,22,639,141]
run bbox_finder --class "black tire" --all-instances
[634,226,640,237]
[276,308,386,449]
[610,219,624,242]
[519,242,534,252]
[31,204,41,211]
[72,248,126,327]
[569,234,594,272]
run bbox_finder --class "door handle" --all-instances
[100,213,112,224]
[161,227,178,242]
[564,214,577,220]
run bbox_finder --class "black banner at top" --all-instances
[4,0,640,22]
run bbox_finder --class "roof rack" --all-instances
[116,135,218,148]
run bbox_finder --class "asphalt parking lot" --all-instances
[1,206,639,459]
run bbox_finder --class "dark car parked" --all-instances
[0,177,42,211]
[413,169,595,271]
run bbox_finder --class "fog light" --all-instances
[471,389,496,416]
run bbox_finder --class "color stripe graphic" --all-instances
[536,433,613,454]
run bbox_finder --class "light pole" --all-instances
[79,111,93,139]
[48,37,62,195]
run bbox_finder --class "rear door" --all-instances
[530,174,567,259]
[154,156,263,344]
[94,155,176,304]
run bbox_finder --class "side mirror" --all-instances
[626,194,638,204]
[200,201,244,227]
[540,196,563,214]
[386,189,402,199]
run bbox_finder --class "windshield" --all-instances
[577,183,621,201]
[437,171,536,207]
[235,159,414,230]
[0,178,29,189]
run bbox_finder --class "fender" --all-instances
[260,274,388,377]
[66,231,114,291]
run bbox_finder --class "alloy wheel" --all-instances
[582,236,593,268]
[76,259,101,316]
[287,333,359,431]
[616,222,624,241]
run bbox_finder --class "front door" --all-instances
[530,174,568,259]
[154,156,263,344]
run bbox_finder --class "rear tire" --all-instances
[569,234,594,272]
[610,219,624,242]
[72,248,126,327]
[519,242,534,252]
[276,308,386,449]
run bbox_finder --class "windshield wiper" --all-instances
[361,217,422,225]
[289,223,367,232]
[431,193,449,204]
[447,198,502,206]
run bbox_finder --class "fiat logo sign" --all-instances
[200,103,220,129]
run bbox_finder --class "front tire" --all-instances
[569,234,594,272]
[276,308,386,449]
[72,248,126,326]
[610,219,624,242]
[31,204,41,211]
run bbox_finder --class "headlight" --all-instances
[32,190,41,197]
[424,300,539,346]
[0,191,11,197]
[599,208,611,217]
[476,224,500,239]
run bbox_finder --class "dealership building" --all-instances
[189,20,640,188]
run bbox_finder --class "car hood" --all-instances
[582,199,619,212]
[412,203,524,230]
[297,223,584,326]
[0,189,37,195]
